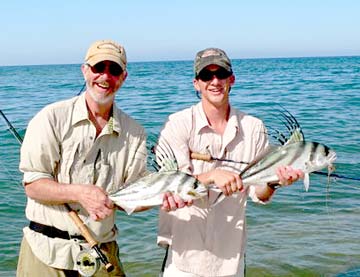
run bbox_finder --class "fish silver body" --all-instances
[240,141,337,191]
[109,170,208,215]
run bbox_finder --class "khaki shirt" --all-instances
[19,93,147,270]
[157,103,269,276]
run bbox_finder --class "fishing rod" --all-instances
[190,151,360,182]
[0,110,23,144]
[190,152,249,165]
[0,109,114,274]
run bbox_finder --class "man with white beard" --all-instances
[17,40,147,276]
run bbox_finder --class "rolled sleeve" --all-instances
[23,172,54,185]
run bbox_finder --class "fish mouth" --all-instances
[328,150,337,164]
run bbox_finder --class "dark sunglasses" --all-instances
[197,68,232,82]
[88,61,123,76]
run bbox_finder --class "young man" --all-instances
[158,48,303,276]
[17,40,147,276]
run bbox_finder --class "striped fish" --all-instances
[240,141,336,191]
[212,108,337,206]
[109,141,208,215]
[240,109,336,191]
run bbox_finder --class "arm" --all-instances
[25,178,114,221]
[20,107,113,221]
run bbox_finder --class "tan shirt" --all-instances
[19,93,147,270]
[157,103,269,276]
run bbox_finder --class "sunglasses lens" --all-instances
[216,68,232,79]
[198,70,212,81]
[109,63,123,76]
[92,62,106,73]
[198,68,232,81]
[90,62,123,76]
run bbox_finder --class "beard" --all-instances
[86,85,116,105]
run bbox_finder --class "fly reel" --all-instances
[76,249,100,277]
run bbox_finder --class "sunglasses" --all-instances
[88,61,123,77]
[197,68,232,82]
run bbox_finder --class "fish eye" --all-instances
[194,180,198,189]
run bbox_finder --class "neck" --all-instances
[201,101,230,135]
[85,93,113,136]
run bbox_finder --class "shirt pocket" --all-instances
[58,142,80,184]
[95,163,115,192]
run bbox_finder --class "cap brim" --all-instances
[196,57,232,76]
[87,55,126,71]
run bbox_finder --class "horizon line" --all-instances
[1,54,359,67]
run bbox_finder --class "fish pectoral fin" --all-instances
[123,206,137,215]
[110,198,137,215]
[303,173,310,191]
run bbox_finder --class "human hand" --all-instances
[276,166,304,186]
[161,191,193,212]
[77,185,114,221]
[208,169,243,196]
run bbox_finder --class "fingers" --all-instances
[89,205,113,221]
[80,186,114,221]
[277,166,304,186]
[213,170,243,196]
[161,192,188,212]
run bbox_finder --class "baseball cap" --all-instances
[194,48,232,77]
[85,40,127,71]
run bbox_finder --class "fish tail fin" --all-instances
[304,173,310,191]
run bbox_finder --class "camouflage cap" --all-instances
[194,48,232,77]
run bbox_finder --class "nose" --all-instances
[101,64,112,76]
[210,75,221,82]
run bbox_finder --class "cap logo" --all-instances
[97,42,123,54]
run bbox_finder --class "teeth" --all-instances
[98,82,109,88]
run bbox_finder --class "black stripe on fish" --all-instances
[240,147,287,179]
[309,142,317,163]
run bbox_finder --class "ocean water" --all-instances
[0,56,359,276]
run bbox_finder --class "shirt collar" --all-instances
[72,93,121,135]
[194,102,240,134]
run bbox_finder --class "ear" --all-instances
[193,78,200,92]
[81,64,88,78]
[229,74,235,86]
[122,70,128,81]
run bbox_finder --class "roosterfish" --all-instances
[239,109,337,191]
[109,141,208,215]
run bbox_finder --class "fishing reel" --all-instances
[76,249,100,277]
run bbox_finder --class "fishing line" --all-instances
[311,171,360,182]
[77,82,86,96]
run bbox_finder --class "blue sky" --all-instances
[1,0,359,66]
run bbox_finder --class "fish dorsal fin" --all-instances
[269,107,305,145]
[152,138,179,172]
[284,128,305,145]
[158,159,178,172]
